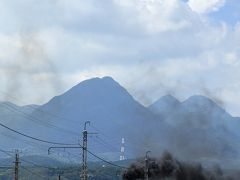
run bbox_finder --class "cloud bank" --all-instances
[0,0,240,115]
[188,0,226,13]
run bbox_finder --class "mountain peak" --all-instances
[149,94,180,117]
[73,76,119,89]
[35,76,157,146]
[101,76,115,81]
[181,95,229,119]
[149,94,180,108]
[61,76,122,98]
[159,94,180,103]
[183,95,218,107]
[42,76,139,114]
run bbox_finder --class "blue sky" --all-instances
[0,0,239,115]
[209,0,240,25]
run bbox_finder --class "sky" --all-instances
[0,0,239,115]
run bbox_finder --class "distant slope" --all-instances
[0,102,39,115]
[0,77,168,159]
[32,77,164,138]
[148,95,240,161]
[149,95,237,128]
[0,102,40,150]
[149,95,181,119]
[0,155,63,167]
[1,77,240,166]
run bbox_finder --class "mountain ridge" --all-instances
[0,77,240,165]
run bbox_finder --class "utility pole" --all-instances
[47,121,96,180]
[144,151,151,180]
[82,121,90,180]
[14,150,20,180]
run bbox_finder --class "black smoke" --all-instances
[123,152,234,180]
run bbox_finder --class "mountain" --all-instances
[0,102,39,115]
[32,76,165,136]
[0,155,63,167]
[149,95,181,119]
[149,95,234,128]
[149,95,240,161]
[0,101,39,132]
[1,77,240,166]
[0,77,170,160]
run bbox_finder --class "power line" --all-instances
[87,150,127,169]
[0,123,128,170]
[0,91,149,156]
[82,122,127,170]
[1,102,80,137]
[20,158,51,169]
[0,149,20,180]
[90,124,148,151]
[0,122,78,146]
[1,91,128,147]
[0,149,50,169]
[0,166,12,169]
[21,166,48,179]
[0,132,51,152]
[0,149,13,157]
[47,145,128,170]
[0,90,84,129]
[1,148,56,179]
[0,90,146,150]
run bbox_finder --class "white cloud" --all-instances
[188,0,226,14]
[0,0,240,115]
[114,0,200,33]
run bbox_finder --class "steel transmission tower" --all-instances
[120,137,125,161]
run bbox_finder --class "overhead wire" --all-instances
[0,148,50,169]
[0,122,78,146]
[0,91,131,170]
[0,123,128,169]
[0,148,14,157]
[0,90,84,130]
[87,150,127,169]
[90,124,145,155]
[21,166,48,179]
[0,166,12,169]
[20,158,52,169]
[0,148,57,179]
[90,123,149,150]
[1,102,80,137]
[0,132,51,152]
[90,136,120,152]
[0,90,146,149]
[0,90,147,154]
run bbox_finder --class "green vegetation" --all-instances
[0,162,124,180]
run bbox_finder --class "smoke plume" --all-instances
[123,152,234,180]
[3,32,63,105]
